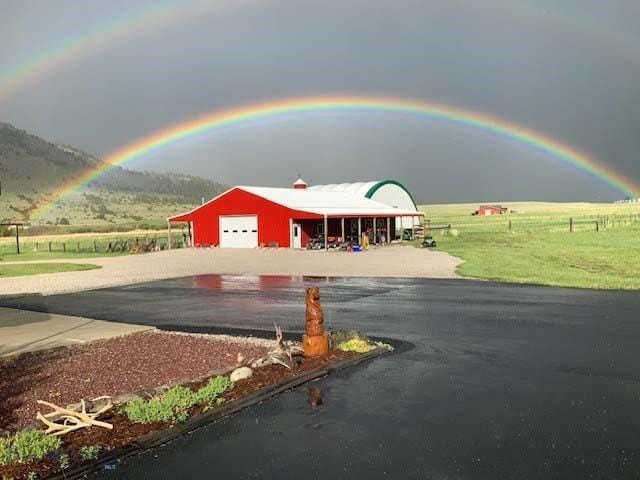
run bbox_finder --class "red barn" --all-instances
[474,205,508,216]
[168,179,421,249]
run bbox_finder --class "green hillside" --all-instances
[0,122,228,226]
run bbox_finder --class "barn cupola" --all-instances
[293,177,308,190]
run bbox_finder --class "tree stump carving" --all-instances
[303,287,329,357]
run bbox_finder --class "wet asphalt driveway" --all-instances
[4,275,640,479]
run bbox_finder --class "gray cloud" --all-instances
[1,0,639,202]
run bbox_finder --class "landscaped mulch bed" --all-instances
[0,347,359,480]
[0,330,272,431]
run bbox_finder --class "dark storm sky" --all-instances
[1,0,639,203]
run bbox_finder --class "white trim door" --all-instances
[292,223,302,249]
[219,215,258,248]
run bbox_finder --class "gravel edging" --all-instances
[45,347,387,480]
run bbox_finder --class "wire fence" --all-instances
[0,232,187,257]
[424,212,640,235]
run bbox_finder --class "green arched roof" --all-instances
[364,180,418,211]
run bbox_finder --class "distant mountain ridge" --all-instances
[0,121,228,224]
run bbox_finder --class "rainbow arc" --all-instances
[32,94,639,219]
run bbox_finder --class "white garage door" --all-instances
[219,215,258,248]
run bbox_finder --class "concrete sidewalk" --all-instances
[0,307,151,358]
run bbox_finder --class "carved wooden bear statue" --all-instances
[305,286,324,337]
[303,286,329,357]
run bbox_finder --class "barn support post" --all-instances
[323,215,328,251]
[357,217,362,242]
[167,220,172,249]
[373,218,377,245]
[386,217,390,244]
[187,222,192,247]
[341,218,345,243]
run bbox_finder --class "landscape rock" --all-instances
[230,367,253,382]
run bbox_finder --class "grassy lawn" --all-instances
[0,251,127,262]
[420,202,640,290]
[0,263,100,277]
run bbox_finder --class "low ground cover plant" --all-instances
[337,338,376,353]
[58,453,70,470]
[331,330,394,353]
[123,375,232,424]
[330,330,370,347]
[0,430,61,466]
[80,445,101,461]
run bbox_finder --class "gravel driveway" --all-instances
[0,245,461,296]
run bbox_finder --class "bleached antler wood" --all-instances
[36,396,113,436]
[250,323,303,369]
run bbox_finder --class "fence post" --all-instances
[77,241,80,252]
[48,242,52,252]
[93,240,97,253]
[596,220,599,232]
[569,217,573,233]
[63,242,66,253]
[35,242,39,252]
[508,220,512,232]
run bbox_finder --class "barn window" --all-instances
[317,224,324,234]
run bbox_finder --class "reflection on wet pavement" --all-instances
[5,276,640,479]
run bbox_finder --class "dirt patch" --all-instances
[0,330,271,431]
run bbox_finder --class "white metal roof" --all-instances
[238,186,419,217]
[307,181,379,196]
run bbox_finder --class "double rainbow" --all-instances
[32,94,638,219]
[0,0,258,103]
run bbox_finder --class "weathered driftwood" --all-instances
[36,396,113,436]
[249,324,303,369]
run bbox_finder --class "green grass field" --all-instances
[0,263,100,277]
[420,201,640,290]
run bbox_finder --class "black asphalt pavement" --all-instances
[4,276,640,479]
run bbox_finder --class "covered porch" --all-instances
[292,213,424,250]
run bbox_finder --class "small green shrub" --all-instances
[0,429,61,466]
[330,330,370,348]
[58,453,70,470]
[332,330,394,352]
[194,376,233,406]
[80,445,101,461]
[123,386,193,424]
[337,339,375,353]
[27,472,38,480]
[123,376,232,424]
